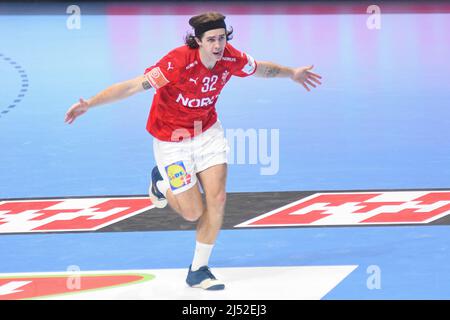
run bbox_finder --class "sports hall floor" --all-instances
[0,1,450,301]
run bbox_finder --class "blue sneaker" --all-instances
[186,265,225,290]
[148,166,168,208]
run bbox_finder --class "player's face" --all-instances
[197,28,227,61]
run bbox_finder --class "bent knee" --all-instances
[181,208,203,222]
[210,191,227,207]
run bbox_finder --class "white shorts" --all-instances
[153,120,229,195]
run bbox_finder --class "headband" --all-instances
[194,20,227,38]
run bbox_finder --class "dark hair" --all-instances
[184,12,234,49]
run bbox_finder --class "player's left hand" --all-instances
[291,65,322,92]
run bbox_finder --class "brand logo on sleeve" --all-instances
[145,67,169,89]
[242,54,256,75]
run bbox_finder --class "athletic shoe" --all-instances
[148,166,168,208]
[186,265,225,290]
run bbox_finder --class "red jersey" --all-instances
[144,43,257,141]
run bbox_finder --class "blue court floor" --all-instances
[0,2,449,299]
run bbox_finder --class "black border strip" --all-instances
[2,187,450,202]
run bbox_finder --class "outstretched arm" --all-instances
[254,61,322,92]
[64,75,152,124]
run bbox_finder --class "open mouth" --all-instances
[213,51,222,57]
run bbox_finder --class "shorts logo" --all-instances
[145,67,169,89]
[165,161,192,190]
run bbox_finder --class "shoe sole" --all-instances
[188,279,225,291]
[148,185,168,209]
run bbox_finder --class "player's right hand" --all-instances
[65,98,90,124]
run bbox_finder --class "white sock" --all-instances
[191,241,214,271]
[156,179,169,197]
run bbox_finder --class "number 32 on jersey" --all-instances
[201,75,218,93]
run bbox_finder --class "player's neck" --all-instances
[198,48,217,70]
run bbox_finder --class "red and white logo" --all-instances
[235,191,450,227]
[0,197,153,233]
[189,77,199,85]
[242,53,256,75]
[0,272,153,300]
[145,66,169,89]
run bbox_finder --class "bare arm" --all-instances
[253,61,295,78]
[65,75,152,124]
[254,61,322,92]
[86,75,151,108]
